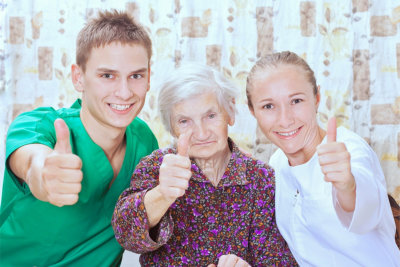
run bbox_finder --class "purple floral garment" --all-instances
[112,139,297,267]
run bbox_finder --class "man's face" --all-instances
[73,42,150,132]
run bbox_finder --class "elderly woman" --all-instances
[112,64,296,266]
[246,51,400,266]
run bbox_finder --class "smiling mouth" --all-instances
[276,127,301,137]
[109,103,133,111]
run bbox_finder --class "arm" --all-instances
[248,166,297,266]
[318,118,388,233]
[112,134,192,253]
[317,118,356,212]
[8,119,83,207]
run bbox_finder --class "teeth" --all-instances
[277,129,298,136]
[110,104,131,111]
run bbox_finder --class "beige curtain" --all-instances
[2,0,400,202]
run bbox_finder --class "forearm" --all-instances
[112,188,174,253]
[9,144,49,182]
[144,185,175,228]
[335,181,356,212]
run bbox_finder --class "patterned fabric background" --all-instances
[1,0,399,203]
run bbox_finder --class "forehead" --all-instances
[86,42,149,67]
[172,92,222,116]
[253,65,312,92]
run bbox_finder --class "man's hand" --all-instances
[27,119,83,207]
[157,130,192,203]
[317,117,356,212]
[208,254,251,267]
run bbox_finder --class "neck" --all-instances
[80,112,127,160]
[287,126,325,166]
[195,145,231,186]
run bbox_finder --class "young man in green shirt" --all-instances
[0,10,158,266]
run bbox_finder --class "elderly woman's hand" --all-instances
[208,254,251,267]
[317,117,356,212]
[158,131,192,203]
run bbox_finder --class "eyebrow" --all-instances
[96,67,148,73]
[258,92,306,102]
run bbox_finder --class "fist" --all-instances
[158,131,192,202]
[208,254,251,267]
[39,119,83,207]
[317,117,355,193]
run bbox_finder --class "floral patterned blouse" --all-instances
[112,139,297,267]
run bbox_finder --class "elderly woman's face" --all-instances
[171,92,234,160]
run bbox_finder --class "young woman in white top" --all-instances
[246,51,400,266]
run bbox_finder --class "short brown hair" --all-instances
[246,51,318,110]
[76,9,152,72]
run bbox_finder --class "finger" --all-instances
[160,175,190,190]
[221,255,238,267]
[207,265,216,267]
[50,181,82,194]
[54,119,72,154]
[46,154,82,169]
[162,154,191,169]
[177,130,192,157]
[235,258,249,267]
[326,117,337,143]
[318,150,350,166]
[48,193,79,207]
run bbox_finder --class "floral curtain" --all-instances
[1,0,400,202]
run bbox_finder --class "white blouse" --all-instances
[270,127,400,267]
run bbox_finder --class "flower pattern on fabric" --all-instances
[112,139,297,266]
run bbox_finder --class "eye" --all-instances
[130,74,143,79]
[208,113,216,119]
[178,119,188,125]
[262,103,273,109]
[101,73,114,79]
[292,98,303,104]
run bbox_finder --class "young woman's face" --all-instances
[250,65,322,163]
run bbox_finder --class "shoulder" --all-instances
[127,117,156,141]
[6,106,79,156]
[126,117,159,152]
[135,147,175,169]
[269,148,286,169]
[234,149,275,186]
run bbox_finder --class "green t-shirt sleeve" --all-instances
[5,108,58,192]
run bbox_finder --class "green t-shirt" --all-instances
[0,100,158,266]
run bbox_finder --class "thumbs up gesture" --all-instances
[317,117,356,211]
[158,131,193,203]
[35,119,83,207]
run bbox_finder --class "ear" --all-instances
[315,85,321,111]
[71,64,84,93]
[147,66,151,92]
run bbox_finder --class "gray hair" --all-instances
[158,63,238,135]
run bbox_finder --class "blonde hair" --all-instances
[76,9,152,72]
[246,51,318,110]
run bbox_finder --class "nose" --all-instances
[193,121,210,141]
[278,105,295,128]
[114,79,133,99]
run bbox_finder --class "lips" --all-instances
[275,127,301,138]
[109,103,133,111]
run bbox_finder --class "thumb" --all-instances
[207,265,216,267]
[177,130,192,157]
[54,118,72,153]
[327,117,337,143]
